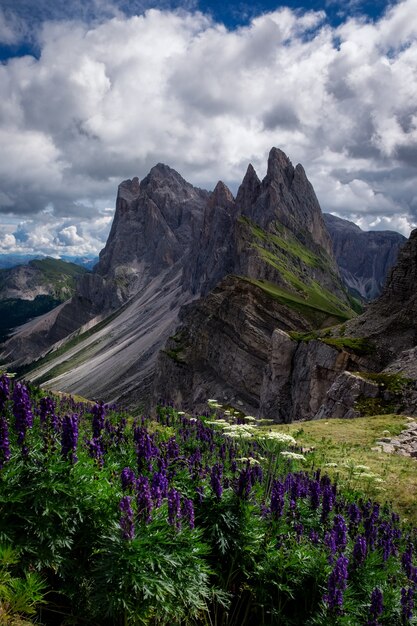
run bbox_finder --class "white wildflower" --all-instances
[354,465,370,472]
[280,451,306,461]
[324,462,338,468]
[258,432,297,445]
[244,416,257,421]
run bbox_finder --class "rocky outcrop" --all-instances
[345,228,417,366]
[324,213,406,300]
[315,372,379,420]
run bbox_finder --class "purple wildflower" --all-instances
[61,414,79,463]
[91,401,106,439]
[13,382,33,452]
[366,588,383,626]
[119,496,135,540]
[271,480,285,518]
[168,488,182,529]
[321,484,335,522]
[309,480,321,510]
[309,529,320,545]
[0,412,11,470]
[352,535,367,567]
[401,587,414,623]
[236,466,253,499]
[333,514,348,552]
[121,467,136,492]
[402,545,414,579]
[181,498,195,529]
[136,476,153,523]
[324,555,349,614]
[151,471,169,507]
[210,464,223,499]
[0,374,10,412]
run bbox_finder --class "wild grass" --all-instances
[267,414,417,523]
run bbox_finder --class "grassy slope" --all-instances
[267,415,417,522]
[239,217,357,326]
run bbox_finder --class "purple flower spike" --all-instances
[61,414,79,463]
[0,374,10,413]
[366,588,383,626]
[401,587,414,623]
[136,475,153,523]
[119,496,135,540]
[181,498,195,529]
[168,488,182,529]
[91,401,106,439]
[324,555,349,614]
[121,467,136,492]
[13,382,33,451]
[210,464,223,499]
[270,480,285,519]
[353,535,367,567]
[0,412,11,470]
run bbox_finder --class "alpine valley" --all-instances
[1,148,414,421]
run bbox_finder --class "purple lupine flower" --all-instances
[324,531,337,560]
[61,414,79,463]
[168,488,182,529]
[236,466,253,499]
[0,374,10,412]
[134,426,158,470]
[38,396,56,427]
[378,522,395,561]
[295,523,304,541]
[309,529,320,545]
[347,503,362,532]
[181,498,195,529]
[87,437,104,466]
[323,555,349,614]
[0,412,11,470]
[333,515,348,552]
[91,401,106,439]
[352,535,367,567]
[401,587,414,623]
[270,480,285,518]
[13,382,33,452]
[167,437,180,460]
[310,480,321,510]
[119,496,135,540]
[121,467,136,492]
[136,476,153,523]
[366,588,383,626]
[364,505,379,551]
[321,484,335,522]
[210,464,223,499]
[402,545,414,579]
[151,471,169,507]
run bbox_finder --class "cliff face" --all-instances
[153,149,356,416]
[324,214,406,301]
[345,228,417,365]
[1,167,207,373]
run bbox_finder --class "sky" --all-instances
[0,0,416,257]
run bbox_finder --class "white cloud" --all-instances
[1,0,417,257]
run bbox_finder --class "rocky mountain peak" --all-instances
[265,147,295,186]
[236,163,261,214]
[210,181,235,207]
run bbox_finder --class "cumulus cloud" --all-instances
[0,0,417,256]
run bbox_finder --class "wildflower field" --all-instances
[0,375,416,625]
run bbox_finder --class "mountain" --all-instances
[0,258,88,343]
[324,213,406,300]
[0,253,98,271]
[1,149,355,412]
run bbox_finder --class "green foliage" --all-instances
[320,337,375,356]
[358,372,413,393]
[0,296,61,343]
[1,381,417,625]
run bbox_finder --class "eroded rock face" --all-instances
[1,166,208,370]
[315,372,379,420]
[324,213,406,300]
[346,228,417,366]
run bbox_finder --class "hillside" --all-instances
[0,258,88,342]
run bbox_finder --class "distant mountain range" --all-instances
[323,213,405,301]
[2,149,415,421]
[0,258,88,342]
[0,254,98,271]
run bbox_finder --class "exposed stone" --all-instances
[314,372,379,420]
[324,213,405,301]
